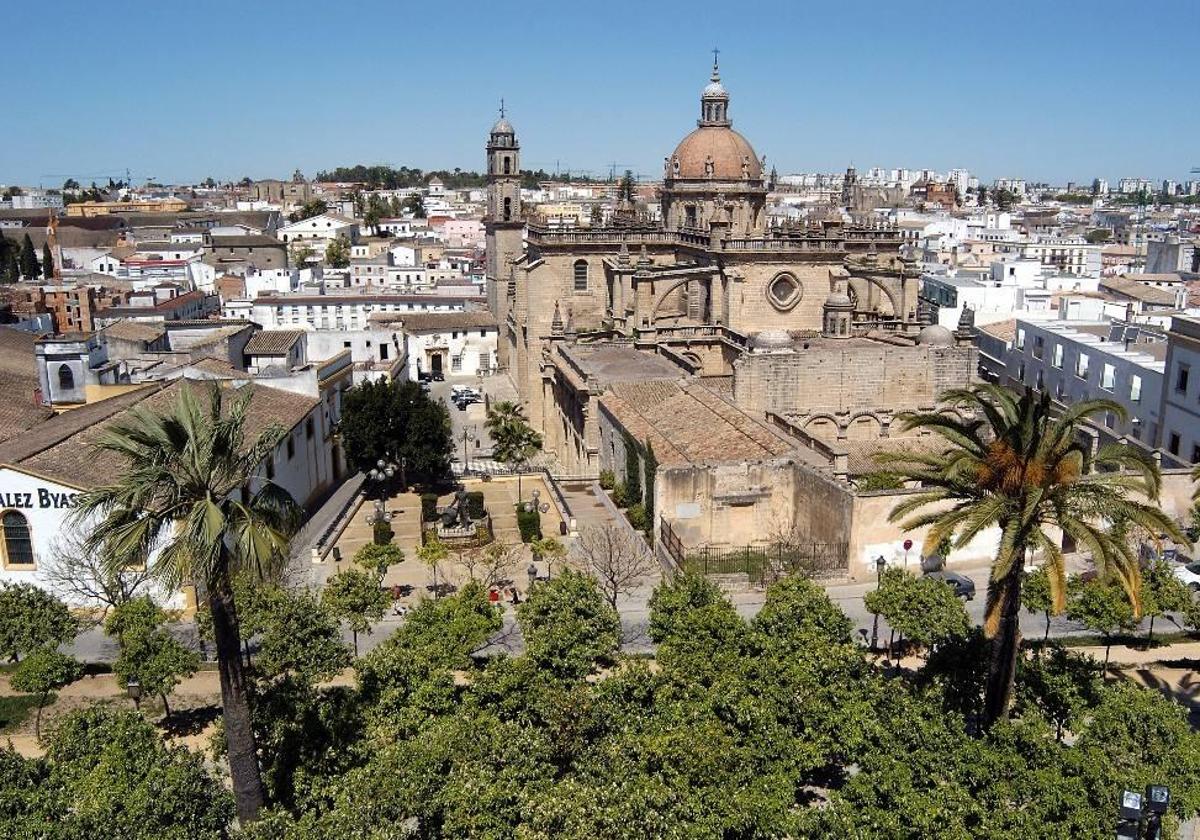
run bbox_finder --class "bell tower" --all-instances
[485,101,525,368]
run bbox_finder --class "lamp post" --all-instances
[461,426,475,474]
[870,555,886,652]
[126,677,143,709]
[1117,785,1169,840]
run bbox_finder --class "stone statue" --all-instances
[664,156,671,179]
[741,155,750,179]
[440,489,472,529]
[704,155,714,177]
[672,156,680,176]
[760,155,767,175]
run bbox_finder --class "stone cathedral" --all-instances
[485,61,970,478]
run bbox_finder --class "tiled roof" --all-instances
[101,320,167,344]
[371,311,497,332]
[1,380,317,490]
[600,381,797,467]
[245,330,305,355]
[978,319,1017,342]
[1099,276,1178,306]
[0,327,42,377]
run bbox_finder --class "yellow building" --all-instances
[65,198,189,217]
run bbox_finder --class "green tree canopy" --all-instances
[255,586,350,682]
[516,569,620,680]
[0,706,232,837]
[324,235,350,268]
[864,567,970,653]
[338,378,452,483]
[323,568,389,656]
[0,583,76,662]
[9,649,82,736]
[105,596,199,720]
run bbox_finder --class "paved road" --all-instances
[69,563,1184,664]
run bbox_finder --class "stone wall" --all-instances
[658,458,853,557]
[733,343,977,416]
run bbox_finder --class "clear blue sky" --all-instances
[4,0,1196,187]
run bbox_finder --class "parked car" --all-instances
[1173,562,1200,591]
[451,386,481,400]
[417,371,433,382]
[924,569,976,600]
[430,370,445,381]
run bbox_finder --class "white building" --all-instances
[0,378,345,608]
[1003,319,1166,445]
[276,213,359,246]
[222,292,472,331]
[1161,316,1200,464]
[371,311,498,379]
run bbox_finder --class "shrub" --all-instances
[465,491,486,519]
[611,482,629,508]
[626,502,650,532]
[598,470,615,490]
[516,505,542,543]
[420,493,440,522]
[372,519,394,545]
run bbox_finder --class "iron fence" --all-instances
[660,517,847,585]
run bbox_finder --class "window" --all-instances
[573,260,588,291]
[1193,445,1200,465]
[1033,335,1044,359]
[503,156,511,175]
[1052,343,1063,368]
[1176,364,1190,395]
[480,329,486,337]
[478,351,490,371]
[305,418,314,439]
[503,197,512,220]
[1,511,34,567]
[1075,352,1090,379]
[685,205,697,227]
[1016,328,1025,350]
[57,364,74,391]
[451,354,463,373]
[1101,363,1116,391]
[1017,360,1026,383]
[266,459,275,480]
[1130,374,1142,403]
[1168,432,1180,456]
[767,272,802,311]
[1035,369,1044,390]
[287,436,295,459]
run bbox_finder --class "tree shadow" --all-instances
[159,704,222,738]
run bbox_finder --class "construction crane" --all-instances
[606,163,635,182]
[44,214,63,293]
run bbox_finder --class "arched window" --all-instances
[503,156,511,175]
[573,260,588,291]
[2,511,33,567]
[503,197,512,221]
[57,364,74,391]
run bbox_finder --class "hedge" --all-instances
[465,491,486,519]
[420,493,440,522]
[516,506,542,543]
[373,519,394,545]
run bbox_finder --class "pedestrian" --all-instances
[510,588,521,605]
[488,588,500,605]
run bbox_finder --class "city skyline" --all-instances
[3,0,1197,187]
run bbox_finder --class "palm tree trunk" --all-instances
[1043,612,1051,643]
[1148,615,1155,646]
[208,572,265,825]
[160,692,171,722]
[983,566,1024,727]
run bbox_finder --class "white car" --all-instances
[1172,561,1200,591]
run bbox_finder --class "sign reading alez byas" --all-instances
[0,488,80,510]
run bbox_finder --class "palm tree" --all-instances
[74,384,300,824]
[485,401,542,500]
[877,384,1185,727]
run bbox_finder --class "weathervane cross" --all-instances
[712,47,719,65]
[499,97,505,118]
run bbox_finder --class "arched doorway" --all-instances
[430,353,443,376]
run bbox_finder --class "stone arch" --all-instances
[648,273,717,323]
[845,412,884,441]
[801,413,841,441]
[849,274,901,317]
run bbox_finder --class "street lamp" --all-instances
[870,555,886,652]
[1117,785,1169,839]
[523,488,549,515]
[126,677,143,708]
[461,426,475,473]
[365,497,394,527]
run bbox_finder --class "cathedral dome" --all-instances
[670,126,761,181]
[916,325,955,346]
